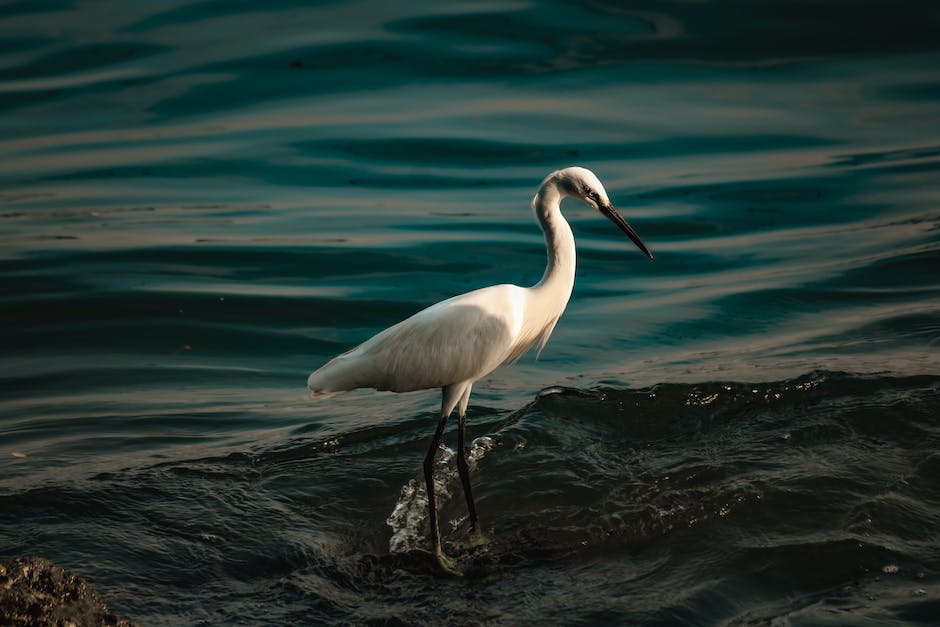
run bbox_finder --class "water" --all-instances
[1,0,939,623]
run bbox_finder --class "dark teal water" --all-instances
[2,1,940,624]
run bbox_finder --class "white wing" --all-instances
[308,284,532,394]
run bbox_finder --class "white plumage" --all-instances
[307,284,562,395]
[307,166,653,572]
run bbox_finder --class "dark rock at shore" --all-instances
[0,556,136,626]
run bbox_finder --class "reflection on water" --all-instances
[1,0,939,624]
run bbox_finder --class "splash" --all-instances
[386,436,496,553]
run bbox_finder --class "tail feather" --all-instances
[307,351,368,396]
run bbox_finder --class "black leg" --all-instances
[423,411,450,562]
[456,410,478,532]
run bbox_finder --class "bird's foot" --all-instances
[467,527,491,548]
[413,540,463,575]
[433,547,461,576]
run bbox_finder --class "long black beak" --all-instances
[600,203,654,260]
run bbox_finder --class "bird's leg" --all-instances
[423,410,456,572]
[455,384,487,547]
[456,409,478,531]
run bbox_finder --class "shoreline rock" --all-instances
[0,556,136,626]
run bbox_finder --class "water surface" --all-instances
[1,1,939,624]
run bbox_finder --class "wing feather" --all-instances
[307,285,524,394]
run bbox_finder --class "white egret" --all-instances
[307,166,653,572]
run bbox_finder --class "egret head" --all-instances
[552,166,654,260]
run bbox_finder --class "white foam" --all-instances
[387,436,496,553]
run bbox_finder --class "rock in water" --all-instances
[0,556,136,626]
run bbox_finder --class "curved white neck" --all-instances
[531,183,576,304]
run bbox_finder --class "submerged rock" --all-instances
[0,556,135,626]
